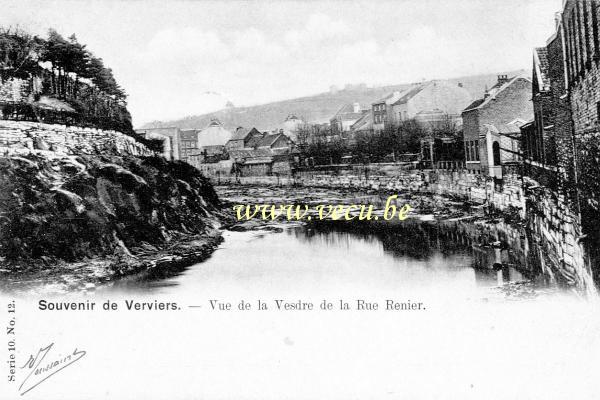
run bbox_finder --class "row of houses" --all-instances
[322,74,534,181]
[135,115,302,176]
[326,79,474,146]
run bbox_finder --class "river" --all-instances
[5,185,600,400]
[103,185,556,300]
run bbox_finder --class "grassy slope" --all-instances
[140,70,527,131]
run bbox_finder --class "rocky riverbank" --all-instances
[0,151,228,292]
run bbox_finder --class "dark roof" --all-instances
[246,132,265,148]
[230,127,256,141]
[462,76,531,113]
[257,133,288,148]
[391,85,425,106]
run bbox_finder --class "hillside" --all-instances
[140,70,528,131]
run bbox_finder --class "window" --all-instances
[492,141,501,166]
[474,140,479,161]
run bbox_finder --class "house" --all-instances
[461,75,533,175]
[197,118,233,150]
[228,148,275,176]
[390,80,472,129]
[330,103,368,138]
[233,153,293,177]
[256,132,294,152]
[179,129,199,161]
[226,131,295,177]
[135,127,180,160]
[371,91,402,132]
[225,127,263,151]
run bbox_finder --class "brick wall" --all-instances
[462,110,481,171]
[561,0,600,280]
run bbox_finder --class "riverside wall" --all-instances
[215,164,596,291]
[217,164,525,213]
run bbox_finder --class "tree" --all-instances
[0,27,43,82]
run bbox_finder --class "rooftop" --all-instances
[463,76,531,113]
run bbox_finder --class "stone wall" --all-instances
[525,184,594,292]
[217,164,525,213]
[216,163,597,290]
[0,120,154,157]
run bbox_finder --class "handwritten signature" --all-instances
[19,343,86,396]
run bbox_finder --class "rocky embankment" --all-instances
[0,122,226,291]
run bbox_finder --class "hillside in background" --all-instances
[140,69,528,131]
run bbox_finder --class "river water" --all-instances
[108,220,543,300]
[104,183,554,300]
[5,186,600,400]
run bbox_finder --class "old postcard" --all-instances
[2,0,600,399]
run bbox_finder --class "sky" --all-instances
[2,0,563,126]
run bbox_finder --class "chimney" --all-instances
[458,82,463,88]
[353,102,360,113]
[497,75,509,85]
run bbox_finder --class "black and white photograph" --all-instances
[1,0,600,399]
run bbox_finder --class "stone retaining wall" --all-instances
[525,185,595,293]
[0,120,154,157]
[217,167,525,214]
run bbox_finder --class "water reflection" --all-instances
[296,218,544,289]
[102,217,554,296]
[4,211,558,296]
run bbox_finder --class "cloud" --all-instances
[129,18,470,123]
[125,7,533,124]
